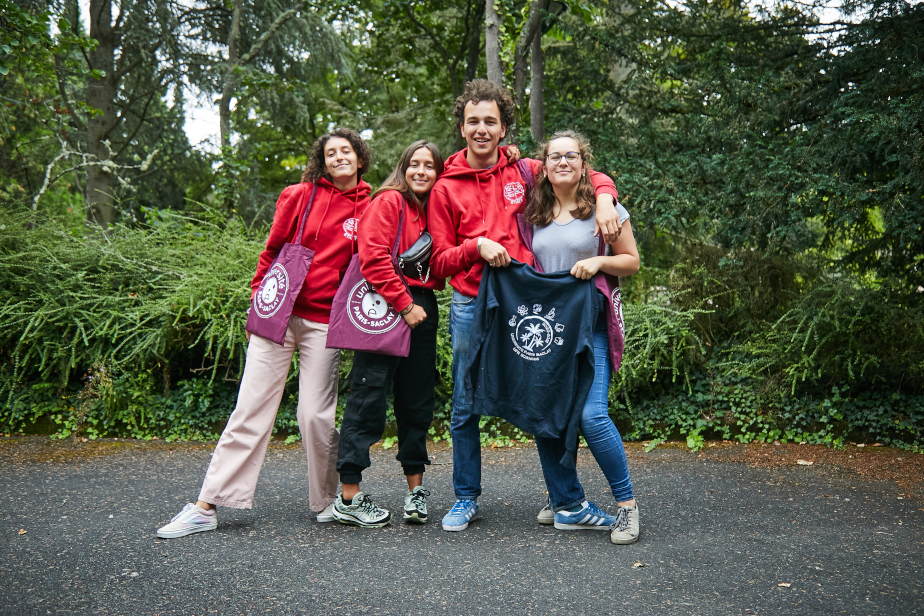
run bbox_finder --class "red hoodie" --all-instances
[429,147,618,298]
[357,189,445,313]
[251,177,372,324]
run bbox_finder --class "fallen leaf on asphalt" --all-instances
[18,529,26,535]
[632,562,646,568]
[797,460,814,465]
[778,583,791,588]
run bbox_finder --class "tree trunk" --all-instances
[219,0,243,150]
[464,0,485,85]
[485,0,502,85]
[530,29,545,142]
[85,0,118,227]
[513,0,544,107]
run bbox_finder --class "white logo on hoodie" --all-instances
[503,182,526,205]
[342,218,358,240]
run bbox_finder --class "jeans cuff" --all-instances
[339,472,363,485]
[553,497,586,512]
[613,490,635,503]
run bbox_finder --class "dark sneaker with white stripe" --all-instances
[553,501,618,530]
[403,487,430,524]
[332,492,391,528]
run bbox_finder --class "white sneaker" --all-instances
[610,505,640,544]
[537,501,554,525]
[316,503,335,523]
[156,503,217,539]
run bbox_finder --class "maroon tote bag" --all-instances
[245,184,319,346]
[325,200,412,357]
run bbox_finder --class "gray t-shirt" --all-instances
[532,203,630,273]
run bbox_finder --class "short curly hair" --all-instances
[301,127,372,184]
[452,79,516,128]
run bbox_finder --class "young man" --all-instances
[428,79,624,532]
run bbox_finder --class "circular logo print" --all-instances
[347,281,401,334]
[611,287,625,335]
[503,182,526,205]
[253,263,289,318]
[342,218,358,240]
[511,315,554,360]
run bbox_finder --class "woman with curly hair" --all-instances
[156,128,372,538]
[524,130,641,544]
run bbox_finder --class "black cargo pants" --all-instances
[336,287,438,485]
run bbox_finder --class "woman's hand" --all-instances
[571,257,604,280]
[478,237,511,267]
[402,304,428,329]
[507,144,521,163]
[245,330,251,341]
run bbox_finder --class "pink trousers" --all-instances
[199,316,340,512]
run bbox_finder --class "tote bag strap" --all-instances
[292,183,320,247]
[390,198,412,291]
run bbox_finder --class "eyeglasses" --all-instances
[546,152,581,163]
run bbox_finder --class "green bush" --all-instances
[1,207,922,453]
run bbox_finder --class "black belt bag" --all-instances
[397,231,432,284]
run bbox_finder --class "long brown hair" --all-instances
[301,127,372,184]
[524,130,596,227]
[372,140,445,218]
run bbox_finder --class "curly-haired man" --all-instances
[428,79,624,531]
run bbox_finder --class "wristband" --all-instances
[477,236,484,255]
[400,302,415,317]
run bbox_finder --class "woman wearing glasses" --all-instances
[525,130,641,545]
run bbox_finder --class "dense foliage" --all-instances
[1,0,922,451]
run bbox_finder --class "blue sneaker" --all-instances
[553,501,618,531]
[441,499,480,531]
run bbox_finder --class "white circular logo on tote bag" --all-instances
[611,287,625,335]
[347,281,401,334]
[253,263,289,318]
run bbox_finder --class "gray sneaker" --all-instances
[332,492,391,528]
[316,503,335,523]
[610,505,640,544]
[537,501,554,525]
[403,487,430,524]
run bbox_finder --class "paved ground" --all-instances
[0,437,921,615]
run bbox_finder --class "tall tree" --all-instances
[485,0,502,84]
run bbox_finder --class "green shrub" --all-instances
[736,279,924,393]
[1,207,921,452]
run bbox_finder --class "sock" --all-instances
[341,497,353,506]
[565,504,583,513]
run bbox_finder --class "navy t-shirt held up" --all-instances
[462,261,599,468]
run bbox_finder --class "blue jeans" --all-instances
[535,326,635,509]
[450,290,586,505]
[448,291,482,499]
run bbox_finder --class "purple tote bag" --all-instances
[325,199,412,357]
[245,184,319,346]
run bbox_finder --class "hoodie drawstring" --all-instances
[315,187,335,241]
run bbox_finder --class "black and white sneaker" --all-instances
[332,492,391,528]
[403,487,430,524]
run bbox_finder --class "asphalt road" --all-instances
[1,438,921,615]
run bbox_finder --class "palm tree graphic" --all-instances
[520,322,546,351]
